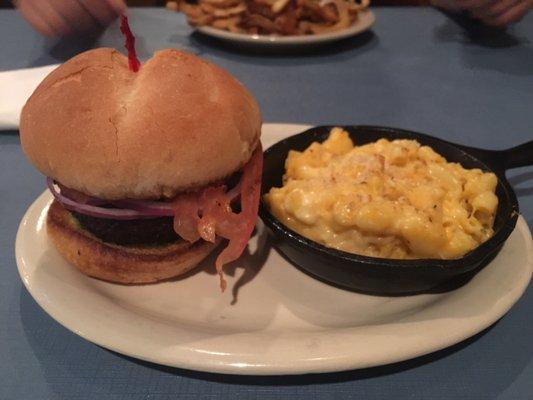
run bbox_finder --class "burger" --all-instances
[19,47,262,290]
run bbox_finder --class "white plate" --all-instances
[196,10,375,47]
[16,124,533,375]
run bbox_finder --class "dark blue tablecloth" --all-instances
[1,7,532,400]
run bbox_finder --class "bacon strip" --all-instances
[170,145,263,291]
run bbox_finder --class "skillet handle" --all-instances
[456,140,533,173]
[498,140,533,170]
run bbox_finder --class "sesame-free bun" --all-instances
[47,201,220,283]
[20,48,261,200]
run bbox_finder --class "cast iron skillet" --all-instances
[259,125,533,295]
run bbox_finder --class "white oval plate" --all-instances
[16,124,533,375]
[196,10,375,47]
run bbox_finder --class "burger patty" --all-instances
[72,212,180,246]
[69,171,242,247]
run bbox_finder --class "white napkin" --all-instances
[0,65,59,130]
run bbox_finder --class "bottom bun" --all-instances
[46,200,219,284]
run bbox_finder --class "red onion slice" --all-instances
[47,178,155,220]
[56,182,107,206]
[113,199,174,216]
[47,177,245,221]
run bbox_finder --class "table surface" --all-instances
[1,6,532,400]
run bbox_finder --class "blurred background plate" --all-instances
[196,10,375,48]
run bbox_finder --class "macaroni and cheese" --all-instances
[264,128,499,259]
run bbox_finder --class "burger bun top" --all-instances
[20,48,262,200]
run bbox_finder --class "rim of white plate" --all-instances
[15,123,533,375]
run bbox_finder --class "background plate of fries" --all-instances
[169,0,374,46]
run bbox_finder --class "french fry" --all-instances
[203,0,243,7]
[243,13,279,33]
[200,2,246,17]
[272,0,291,13]
[211,16,244,32]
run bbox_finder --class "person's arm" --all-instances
[15,0,126,37]
[432,0,532,26]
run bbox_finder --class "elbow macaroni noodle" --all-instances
[264,128,499,259]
